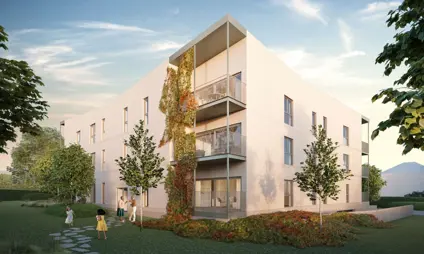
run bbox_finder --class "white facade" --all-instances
[62,15,370,218]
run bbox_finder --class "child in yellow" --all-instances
[96,209,108,240]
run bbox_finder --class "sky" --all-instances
[0,0,421,172]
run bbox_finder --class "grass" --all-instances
[372,197,424,211]
[45,203,105,218]
[1,201,424,253]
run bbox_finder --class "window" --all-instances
[101,149,105,171]
[284,180,293,207]
[144,97,149,125]
[143,189,149,207]
[90,123,96,144]
[123,143,127,157]
[343,154,350,171]
[346,184,350,203]
[91,152,96,169]
[284,96,293,126]
[312,192,317,205]
[102,183,105,204]
[123,107,128,132]
[284,137,293,165]
[343,126,349,146]
[323,116,327,131]
[101,118,105,139]
[312,111,316,127]
[76,131,81,144]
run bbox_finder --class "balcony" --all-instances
[362,141,369,155]
[362,165,369,177]
[195,129,246,165]
[195,75,246,122]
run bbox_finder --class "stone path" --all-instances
[48,216,124,254]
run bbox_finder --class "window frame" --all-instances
[284,96,293,126]
[284,180,294,207]
[284,136,293,165]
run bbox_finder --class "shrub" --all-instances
[133,210,391,248]
[0,189,49,201]
[21,200,57,208]
[0,240,67,254]
[21,192,53,201]
[137,218,174,231]
[45,203,105,218]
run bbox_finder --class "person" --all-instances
[65,206,75,227]
[117,196,125,222]
[96,209,108,240]
[127,196,137,222]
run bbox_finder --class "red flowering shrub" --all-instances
[134,219,174,231]
[132,210,391,248]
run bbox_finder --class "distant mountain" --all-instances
[381,162,424,197]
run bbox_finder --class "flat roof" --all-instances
[169,14,247,67]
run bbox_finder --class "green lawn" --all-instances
[1,201,424,254]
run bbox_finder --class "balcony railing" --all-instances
[195,131,246,158]
[362,141,369,155]
[195,75,246,107]
[195,191,245,210]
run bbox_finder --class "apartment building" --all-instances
[61,14,371,219]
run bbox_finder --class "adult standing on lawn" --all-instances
[128,196,137,222]
[117,196,125,222]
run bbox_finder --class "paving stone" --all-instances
[79,243,91,248]
[60,243,77,249]
[72,230,86,233]
[76,237,91,241]
[49,233,61,236]
[54,236,68,240]
[86,228,95,231]
[64,232,78,236]
[76,240,91,244]
[70,227,80,230]
[71,248,89,253]
[61,239,74,243]
[86,252,99,254]
[70,234,85,238]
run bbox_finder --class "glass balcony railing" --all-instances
[195,75,246,107]
[195,131,246,158]
[194,191,245,210]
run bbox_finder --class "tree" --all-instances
[362,164,387,202]
[294,125,352,228]
[371,1,424,155]
[9,127,63,186]
[0,174,12,188]
[115,119,165,227]
[40,144,94,203]
[0,26,49,154]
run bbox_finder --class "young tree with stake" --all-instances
[294,125,352,228]
[115,119,164,228]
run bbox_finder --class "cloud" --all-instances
[337,19,353,52]
[271,0,328,25]
[359,1,400,20]
[46,93,117,108]
[150,41,184,52]
[170,8,180,15]
[11,29,43,35]
[75,21,155,33]
[23,44,110,86]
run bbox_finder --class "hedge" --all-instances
[0,189,52,201]
[371,197,424,211]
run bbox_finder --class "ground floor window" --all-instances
[101,183,105,204]
[195,177,241,209]
[284,180,293,207]
[346,184,350,203]
[143,189,149,207]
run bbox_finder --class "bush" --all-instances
[137,219,174,231]
[21,192,53,201]
[0,240,67,254]
[45,203,105,218]
[134,210,391,248]
[21,200,57,208]
[0,189,49,201]
[371,197,424,210]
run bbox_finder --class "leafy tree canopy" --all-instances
[9,127,63,186]
[362,164,387,202]
[40,144,94,203]
[371,0,424,154]
[0,26,49,154]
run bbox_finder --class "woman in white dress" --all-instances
[65,206,75,227]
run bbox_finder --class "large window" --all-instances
[143,189,149,207]
[144,97,149,125]
[101,149,105,171]
[284,180,293,207]
[195,178,241,209]
[343,154,350,170]
[284,96,293,126]
[76,131,81,144]
[102,183,105,204]
[284,137,293,165]
[101,118,105,139]
[346,184,350,203]
[123,107,128,132]
[89,124,96,144]
[323,116,327,131]
[312,111,316,127]
[195,123,242,157]
[123,143,128,157]
[91,152,96,169]
[343,126,349,146]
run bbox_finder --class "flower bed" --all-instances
[133,210,391,248]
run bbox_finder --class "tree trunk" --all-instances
[319,197,323,230]
[140,188,144,231]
